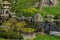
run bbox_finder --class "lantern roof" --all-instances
[0,1,11,5]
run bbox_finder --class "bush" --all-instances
[0,19,36,39]
[2,21,12,32]
[0,31,23,39]
[55,13,60,19]
[15,22,36,33]
[22,7,46,17]
[11,0,34,13]
[0,20,23,39]
[21,28,35,33]
[15,22,27,31]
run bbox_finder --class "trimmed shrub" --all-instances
[22,7,46,17]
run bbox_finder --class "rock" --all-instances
[33,13,43,23]
[50,31,60,37]
[22,33,36,40]
[26,17,32,22]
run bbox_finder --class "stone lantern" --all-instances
[0,0,11,12]
[0,0,11,21]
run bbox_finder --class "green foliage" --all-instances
[57,14,60,19]
[0,19,23,39]
[21,28,35,33]
[11,0,34,13]
[2,21,12,27]
[22,7,46,17]
[43,7,60,15]
[54,13,60,19]
[15,22,26,31]
[0,31,23,39]
[22,7,38,17]
[15,22,35,33]
[57,0,60,6]
[0,18,35,38]
[2,21,12,32]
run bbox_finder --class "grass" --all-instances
[43,7,60,15]
[0,38,5,40]
[57,0,60,6]
[34,34,60,40]
[0,34,60,40]
[42,0,60,15]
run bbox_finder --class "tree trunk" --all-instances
[37,0,44,10]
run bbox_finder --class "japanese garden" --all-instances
[0,0,60,40]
